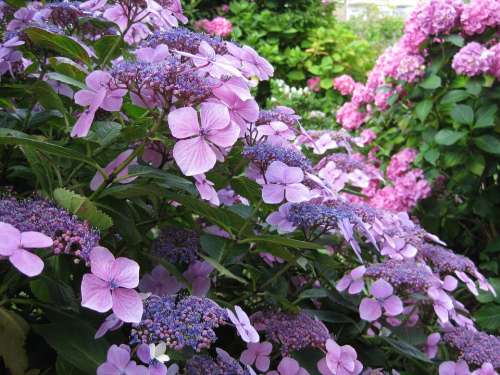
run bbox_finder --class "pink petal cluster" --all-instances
[333,75,356,96]
[307,76,321,92]
[336,102,368,130]
[240,342,273,372]
[452,42,494,77]
[336,265,366,294]
[196,16,233,37]
[97,344,148,375]
[317,339,363,375]
[460,0,500,36]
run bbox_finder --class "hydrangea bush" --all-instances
[0,1,498,375]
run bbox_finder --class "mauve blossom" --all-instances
[317,339,363,375]
[137,342,170,375]
[381,238,418,260]
[425,332,441,359]
[79,0,107,11]
[240,342,273,372]
[356,129,377,146]
[226,43,274,80]
[336,265,366,294]
[427,286,454,323]
[90,149,138,191]
[191,41,242,79]
[139,265,182,296]
[168,102,239,176]
[460,0,500,36]
[135,44,170,63]
[268,357,309,375]
[438,360,470,375]
[488,43,500,79]
[452,42,494,77]
[194,174,220,206]
[81,246,143,323]
[262,161,309,204]
[266,203,297,234]
[0,222,52,277]
[98,345,147,375]
[359,279,403,322]
[71,71,126,138]
[95,313,123,339]
[183,260,213,297]
[227,305,259,343]
[197,16,232,37]
[258,121,296,145]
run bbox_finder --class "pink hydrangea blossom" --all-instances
[240,342,272,372]
[168,102,239,176]
[139,265,182,296]
[452,42,494,77]
[97,344,148,375]
[90,149,138,191]
[307,77,321,92]
[488,42,500,79]
[72,71,126,138]
[182,260,213,297]
[262,161,309,204]
[336,102,367,130]
[460,0,500,36]
[268,357,309,375]
[0,222,52,277]
[359,279,403,322]
[336,265,366,294]
[81,246,143,323]
[333,75,356,96]
[317,339,363,375]
[202,16,232,37]
[226,305,259,343]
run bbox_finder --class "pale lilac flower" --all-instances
[381,238,418,260]
[194,174,220,206]
[95,313,124,339]
[266,203,297,234]
[137,342,170,375]
[0,222,52,277]
[471,363,497,375]
[226,305,259,343]
[90,149,138,191]
[257,121,296,145]
[72,71,127,138]
[359,279,403,322]
[183,260,213,297]
[168,103,239,176]
[455,271,479,296]
[318,162,349,192]
[47,79,73,98]
[226,43,274,80]
[192,41,242,78]
[336,266,366,294]
[425,332,441,359]
[79,0,107,11]
[262,161,309,204]
[135,44,170,63]
[268,357,309,375]
[317,339,363,375]
[139,265,182,296]
[97,345,148,375]
[240,342,273,372]
[427,286,454,323]
[438,360,471,375]
[81,246,143,323]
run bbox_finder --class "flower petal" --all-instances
[107,344,131,368]
[9,249,44,277]
[0,222,20,256]
[200,102,230,131]
[284,183,309,203]
[81,273,112,312]
[265,161,287,183]
[112,288,143,323]
[206,123,239,148]
[239,348,257,366]
[382,295,403,316]
[255,355,270,372]
[168,107,200,139]
[359,298,382,322]
[262,184,285,204]
[173,137,216,176]
[20,231,53,249]
[370,279,393,299]
[90,246,115,281]
[278,357,300,375]
[109,257,140,288]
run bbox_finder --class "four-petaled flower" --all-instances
[168,102,239,176]
[267,357,309,375]
[194,174,220,206]
[262,161,309,204]
[182,260,213,297]
[97,344,148,375]
[0,222,52,277]
[137,342,170,375]
[81,246,143,323]
[336,265,366,294]
[359,279,403,322]
[226,305,259,343]
[317,339,363,375]
[266,203,297,234]
[240,342,273,372]
[438,360,470,375]
[425,332,441,359]
[381,237,417,260]
[139,265,182,296]
[257,121,295,145]
[71,71,126,138]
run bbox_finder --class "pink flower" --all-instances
[226,305,259,343]
[317,339,363,375]
[240,342,273,372]
[95,313,123,339]
[226,43,274,80]
[183,260,213,297]
[90,149,138,191]
[194,174,220,206]
[135,44,170,63]
[268,357,309,375]
[79,0,107,11]
[97,344,148,375]
[472,363,497,375]
[336,265,366,294]
[266,203,297,234]
[257,121,295,145]
[359,279,403,322]
[307,77,321,92]
[199,16,233,37]
[192,41,242,79]
[168,102,239,176]
[0,222,52,277]
[356,129,377,146]
[81,246,143,323]
[333,75,356,96]
[262,161,309,204]
[438,360,470,375]
[139,265,182,296]
[336,102,367,130]
[425,332,441,359]
[72,71,126,138]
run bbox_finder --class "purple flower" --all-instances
[452,42,494,77]
[267,357,309,375]
[81,246,143,323]
[240,342,272,372]
[381,238,417,260]
[262,161,309,204]
[425,333,441,359]
[226,43,274,80]
[227,305,259,343]
[317,339,363,375]
[359,279,403,322]
[0,222,52,277]
[90,149,138,191]
[266,203,297,234]
[95,313,123,339]
[139,265,182,296]
[194,174,220,206]
[427,286,454,323]
[438,360,470,375]
[137,342,170,375]
[336,265,366,294]
[472,363,497,375]
[97,344,148,375]
[183,260,213,297]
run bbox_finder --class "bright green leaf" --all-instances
[434,129,466,146]
[419,75,441,90]
[415,100,433,122]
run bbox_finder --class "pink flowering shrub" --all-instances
[0,1,498,375]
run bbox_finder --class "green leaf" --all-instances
[46,72,86,89]
[93,35,124,64]
[440,90,469,105]
[474,135,500,155]
[434,129,466,146]
[466,80,482,96]
[419,75,441,90]
[30,275,79,312]
[0,307,29,375]
[415,100,433,122]
[127,165,195,194]
[87,121,121,147]
[231,176,261,203]
[294,288,329,302]
[302,309,354,323]
[467,153,485,176]
[3,0,27,8]
[380,337,432,363]
[451,104,474,125]
[34,318,109,374]
[444,34,464,47]
[287,70,305,81]
[423,149,440,165]
[200,234,227,262]
[474,304,500,330]
[53,188,113,230]
[32,80,66,113]
[199,254,248,284]
[24,27,91,65]
[240,235,324,250]
[474,104,497,128]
